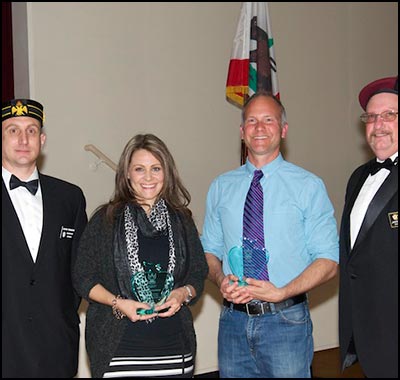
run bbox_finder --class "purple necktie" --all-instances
[243,170,269,280]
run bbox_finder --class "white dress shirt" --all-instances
[2,167,43,262]
[350,153,398,249]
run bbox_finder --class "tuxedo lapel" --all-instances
[353,167,398,251]
[35,175,58,266]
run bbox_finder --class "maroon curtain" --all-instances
[2,2,14,101]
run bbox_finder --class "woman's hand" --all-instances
[155,287,186,318]
[117,298,157,322]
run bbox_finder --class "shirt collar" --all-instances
[376,152,398,163]
[244,153,284,178]
[2,167,39,190]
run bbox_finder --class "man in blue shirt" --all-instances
[201,91,339,378]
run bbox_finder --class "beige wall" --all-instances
[12,2,398,377]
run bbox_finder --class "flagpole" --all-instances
[240,140,248,165]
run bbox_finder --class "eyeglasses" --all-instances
[360,110,398,124]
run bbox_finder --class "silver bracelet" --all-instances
[111,295,125,320]
[183,285,193,305]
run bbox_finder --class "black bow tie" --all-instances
[368,157,398,176]
[9,174,39,195]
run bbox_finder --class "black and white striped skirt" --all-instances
[103,353,194,378]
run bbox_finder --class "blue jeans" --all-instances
[218,301,314,378]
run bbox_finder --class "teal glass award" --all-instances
[131,262,174,315]
[228,246,248,286]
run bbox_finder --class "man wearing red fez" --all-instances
[339,76,398,378]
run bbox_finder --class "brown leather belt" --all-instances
[223,293,306,316]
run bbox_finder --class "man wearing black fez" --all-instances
[2,99,88,378]
[339,77,398,378]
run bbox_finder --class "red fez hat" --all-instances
[359,76,398,110]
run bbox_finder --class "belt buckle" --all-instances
[245,301,265,316]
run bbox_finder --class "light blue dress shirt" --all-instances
[200,153,339,287]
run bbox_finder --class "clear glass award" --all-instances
[242,238,270,280]
[131,262,174,315]
[228,246,248,286]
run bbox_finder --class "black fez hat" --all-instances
[2,98,45,127]
[359,76,398,111]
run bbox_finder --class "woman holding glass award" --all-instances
[73,133,208,378]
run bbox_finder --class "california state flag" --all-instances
[226,2,279,108]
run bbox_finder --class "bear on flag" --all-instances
[226,2,279,109]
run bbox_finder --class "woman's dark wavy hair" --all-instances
[102,133,191,222]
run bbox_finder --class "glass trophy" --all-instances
[131,262,174,315]
[228,246,248,286]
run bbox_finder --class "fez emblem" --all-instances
[11,101,28,117]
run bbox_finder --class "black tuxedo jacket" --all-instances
[339,160,398,378]
[2,173,87,378]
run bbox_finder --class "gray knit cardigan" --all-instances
[72,207,208,378]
